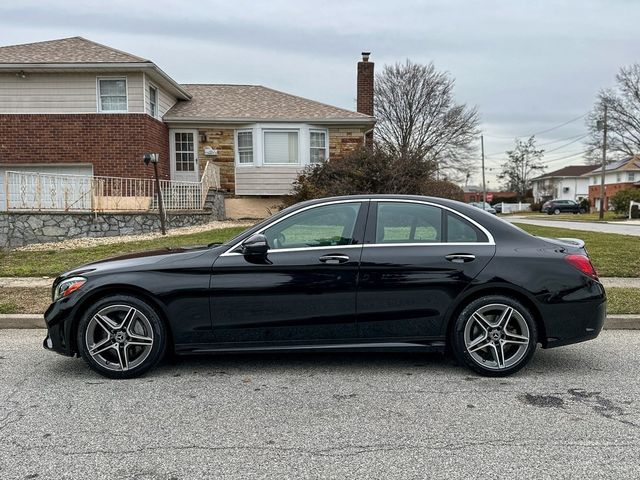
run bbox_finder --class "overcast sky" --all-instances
[1,0,637,187]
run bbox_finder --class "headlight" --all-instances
[53,276,87,302]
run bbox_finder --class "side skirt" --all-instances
[174,340,447,355]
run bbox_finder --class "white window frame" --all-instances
[616,173,622,182]
[234,124,332,167]
[235,129,254,166]
[309,129,329,164]
[148,83,158,118]
[96,76,128,113]
[628,172,636,182]
[262,129,301,165]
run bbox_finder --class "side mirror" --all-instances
[241,234,269,256]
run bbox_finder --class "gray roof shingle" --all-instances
[0,37,150,64]
[533,164,600,180]
[165,84,375,123]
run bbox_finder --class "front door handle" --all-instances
[445,253,476,263]
[318,254,350,265]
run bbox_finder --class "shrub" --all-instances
[286,147,463,205]
[610,188,640,214]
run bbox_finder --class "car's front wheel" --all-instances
[77,295,167,379]
[553,208,561,215]
[451,295,537,377]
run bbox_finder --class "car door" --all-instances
[356,200,496,340]
[209,200,368,345]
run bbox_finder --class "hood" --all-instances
[63,244,226,278]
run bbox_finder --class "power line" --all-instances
[543,134,589,154]
[482,113,587,140]
[484,132,588,158]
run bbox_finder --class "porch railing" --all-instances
[4,162,220,212]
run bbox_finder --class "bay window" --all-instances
[235,125,331,166]
[237,131,254,164]
[310,130,327,163]
[264,131,299,164]
[98,77,127,112]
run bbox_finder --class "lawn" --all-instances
[514,223,640,278]
[0,226,247,277]
[509,212,627,222]
[0,286,636,315]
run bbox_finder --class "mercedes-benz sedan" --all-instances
[44,195,606,379]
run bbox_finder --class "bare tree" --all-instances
[374,60,480,177]
[585,63,640,163]
[498,136,545,201]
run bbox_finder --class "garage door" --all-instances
[0,164,93,211]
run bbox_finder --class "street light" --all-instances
[144,153,166,235]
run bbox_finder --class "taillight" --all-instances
[565,254,598,280]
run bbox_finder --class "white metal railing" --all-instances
[4,162,221,212]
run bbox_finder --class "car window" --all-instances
[447,213,481,242]
[263,202,361,250]
[376,202,441,243]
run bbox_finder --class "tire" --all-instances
[77,294,167,379]
[553,208,561,215]
[450,295,537,377]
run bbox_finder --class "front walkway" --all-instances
[506,217,640,236]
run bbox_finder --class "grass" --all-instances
[511,212,627,222]
[606,288,640,314]
[514,223,640,278]
[0,226,246,277]
[0,285,637,315]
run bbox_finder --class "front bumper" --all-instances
[43,297,77,357]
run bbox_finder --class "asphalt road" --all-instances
[1,330,639,479]
[506,217,640,236]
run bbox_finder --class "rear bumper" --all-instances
[542,288,606,349]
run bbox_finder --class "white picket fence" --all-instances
[496,202,532,214]
[3,162,220,213]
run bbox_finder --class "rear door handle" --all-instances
[319,254,350,265]
[445,254,476,263]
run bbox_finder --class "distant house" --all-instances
[462,186,516,203]
[583,157,640,211]
[0,37,375,217]
[530,165,597,203]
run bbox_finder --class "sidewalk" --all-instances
[3,276,639,289]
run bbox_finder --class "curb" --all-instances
[1,314,639,330]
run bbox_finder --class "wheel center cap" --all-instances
[114,331,126,343]
[490,330,501,341]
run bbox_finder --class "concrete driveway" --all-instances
[1,329,639,479]
[505,217,640,236]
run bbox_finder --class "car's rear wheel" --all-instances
[77,295,167,379]
[451,295,537,377]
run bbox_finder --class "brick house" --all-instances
[583,157,640,211]
[0,37,375,217]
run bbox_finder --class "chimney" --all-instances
[357,51,374,116]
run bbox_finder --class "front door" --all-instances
[170,129,199,182]
[356,200,496,340]
[209,201,369,345]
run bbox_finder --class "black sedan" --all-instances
[541,199,586,215]
[44,195,606,379]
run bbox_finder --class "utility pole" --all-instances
[598,103,608,220]
[481,135,487,205]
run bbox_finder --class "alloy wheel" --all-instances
[85,304,154,372]
[463,303,530,370]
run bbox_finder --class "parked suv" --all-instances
[541,199,586,215]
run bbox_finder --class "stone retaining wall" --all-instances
[0,192,224,249]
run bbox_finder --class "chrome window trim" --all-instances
[220,198,495,257]
[370,198,495,245]
[220,199,368,257]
